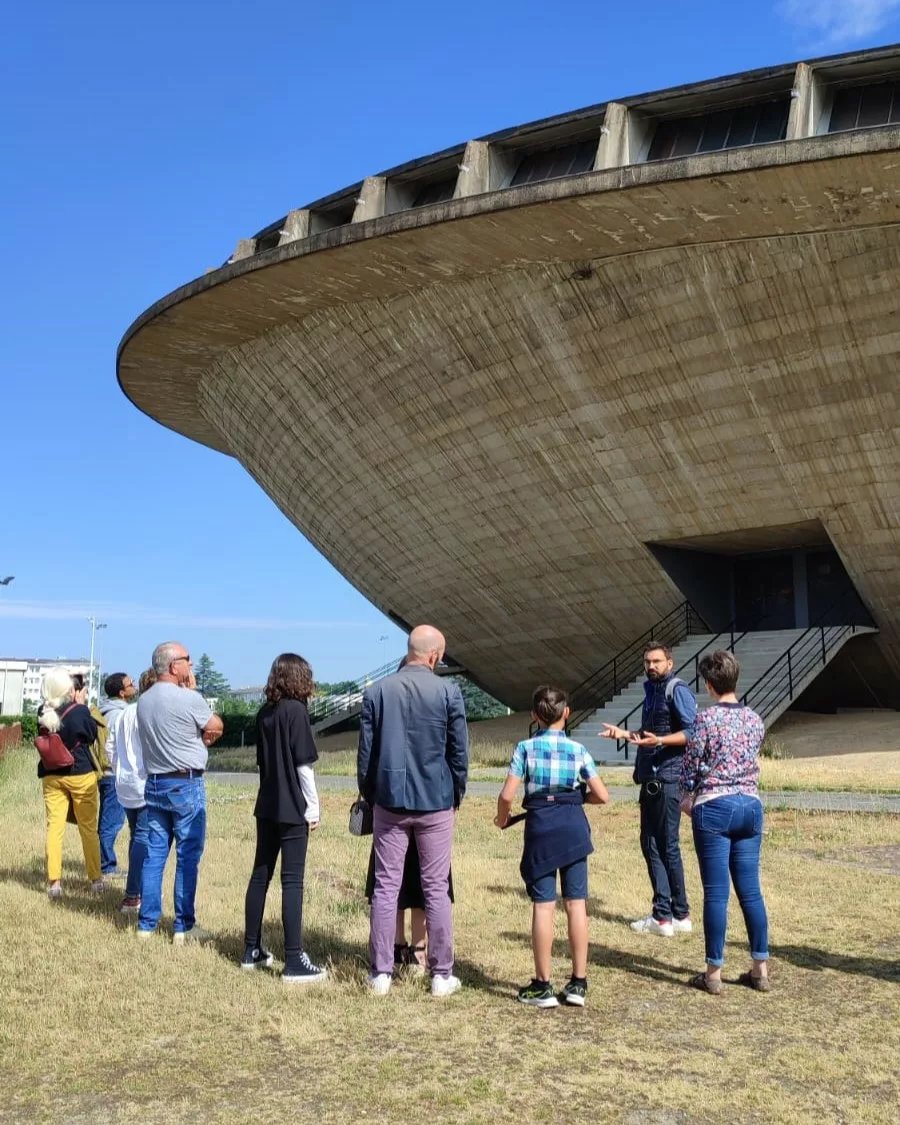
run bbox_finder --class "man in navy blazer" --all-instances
[358,624,468,997]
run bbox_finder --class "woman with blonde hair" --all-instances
[37,667,103,898]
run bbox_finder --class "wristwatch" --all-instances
[655,738,664,749]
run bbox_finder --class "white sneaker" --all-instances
[367,973,393,996]
[431,974,462,998]
[172,925,213,946]
[672,917,693,934]
[630,915,675,937]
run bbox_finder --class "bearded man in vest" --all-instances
[601,641,697,936]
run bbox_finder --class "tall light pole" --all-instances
[87,617,107,702]
[95,624,108,702]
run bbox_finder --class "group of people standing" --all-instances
[34,625,770,1003]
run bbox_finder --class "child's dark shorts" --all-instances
[525,857,588,903]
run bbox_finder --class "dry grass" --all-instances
[2,745,899,1124]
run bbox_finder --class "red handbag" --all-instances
[35,704,78,770]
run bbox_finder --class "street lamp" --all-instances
[95,624,109,702]
[87,617,107,702]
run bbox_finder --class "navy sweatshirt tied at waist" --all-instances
[520,788,594,884]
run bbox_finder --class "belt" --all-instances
[149,769,205,779]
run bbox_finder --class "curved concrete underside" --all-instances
[119,133,900,707]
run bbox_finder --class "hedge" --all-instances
[0,714,37,741]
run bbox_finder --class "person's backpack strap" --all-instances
[665,677,688,734]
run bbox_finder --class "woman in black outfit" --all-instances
[242,653,326,983]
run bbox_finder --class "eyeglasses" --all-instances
[172,655,192,665]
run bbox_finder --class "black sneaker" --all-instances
[283,951,328,984]
[240,946,275,971]
[561,977,587,1006]
[517,979,559,1008]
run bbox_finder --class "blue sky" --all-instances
[1,0,898,689]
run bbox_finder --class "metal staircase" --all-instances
[309,653,465,734]
[571,617,876,765]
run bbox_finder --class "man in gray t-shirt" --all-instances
[136,641,224,944]
[138,681,214,774]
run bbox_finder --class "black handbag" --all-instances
[349,795,373,837]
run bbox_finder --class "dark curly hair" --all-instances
[265,653,315,705]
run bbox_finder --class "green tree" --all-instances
[194,653,231,699]
[315,679,359,696]
[452,677,508,721]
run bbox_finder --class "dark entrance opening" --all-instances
[734,555,795,631]
[647,519,873,632]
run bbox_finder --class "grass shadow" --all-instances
[0,857,134,927]
[773,943,900,983]
[499,929,690,986]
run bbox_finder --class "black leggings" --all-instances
[243,818,309,963]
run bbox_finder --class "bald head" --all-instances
[406,625,446,670]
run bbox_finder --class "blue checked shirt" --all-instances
[508,729,598,796]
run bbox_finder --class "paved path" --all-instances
[209,772,900,814]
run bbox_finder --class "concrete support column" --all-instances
[278,208,310,245]
[787,62,826,139]
[454,141,491,198]
[595,102,653,168]
[352,177,387,223]
[230,238,257,262]
[793,550,810,628]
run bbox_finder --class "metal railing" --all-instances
[740,622,863,717]
[605,619,746,759]
[564,601,709,735]
[308,655,404,726]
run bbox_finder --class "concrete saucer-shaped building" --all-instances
[119,45,900,712]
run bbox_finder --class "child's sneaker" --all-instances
[283,951,327,984]
[561,977,587,1006]
[672,917,693,934]
[241,946,275,971]
[119,895,141,913]
[517,979,559,1008]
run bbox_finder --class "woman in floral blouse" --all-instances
[632,649,770,995]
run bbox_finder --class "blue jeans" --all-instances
[98,775,126,873]
[640,782,690,921]
[692,793,769,967]
[138,776,207,934]
[124,805,150,898]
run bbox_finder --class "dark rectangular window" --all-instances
[647,98,789,161]
[411,178,457,207]
[509,139,598,187]
[829,81,900,131]
[255,227,284,253]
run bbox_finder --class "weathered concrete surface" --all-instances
[118,126,900,708]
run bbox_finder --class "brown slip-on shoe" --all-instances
[737,971,771,992]
[690,972,723,995]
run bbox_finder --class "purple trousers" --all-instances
[370,805,455,977]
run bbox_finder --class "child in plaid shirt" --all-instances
[495,686,610,1007]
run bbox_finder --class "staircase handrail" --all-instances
[739,623,859,716]
[565,601,709,734]
[309,654,404,724]
[737,584,876,717]
[603,620,746,758]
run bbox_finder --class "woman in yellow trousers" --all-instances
[38,669,103,898]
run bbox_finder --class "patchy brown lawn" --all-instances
[1,745,899,1124]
